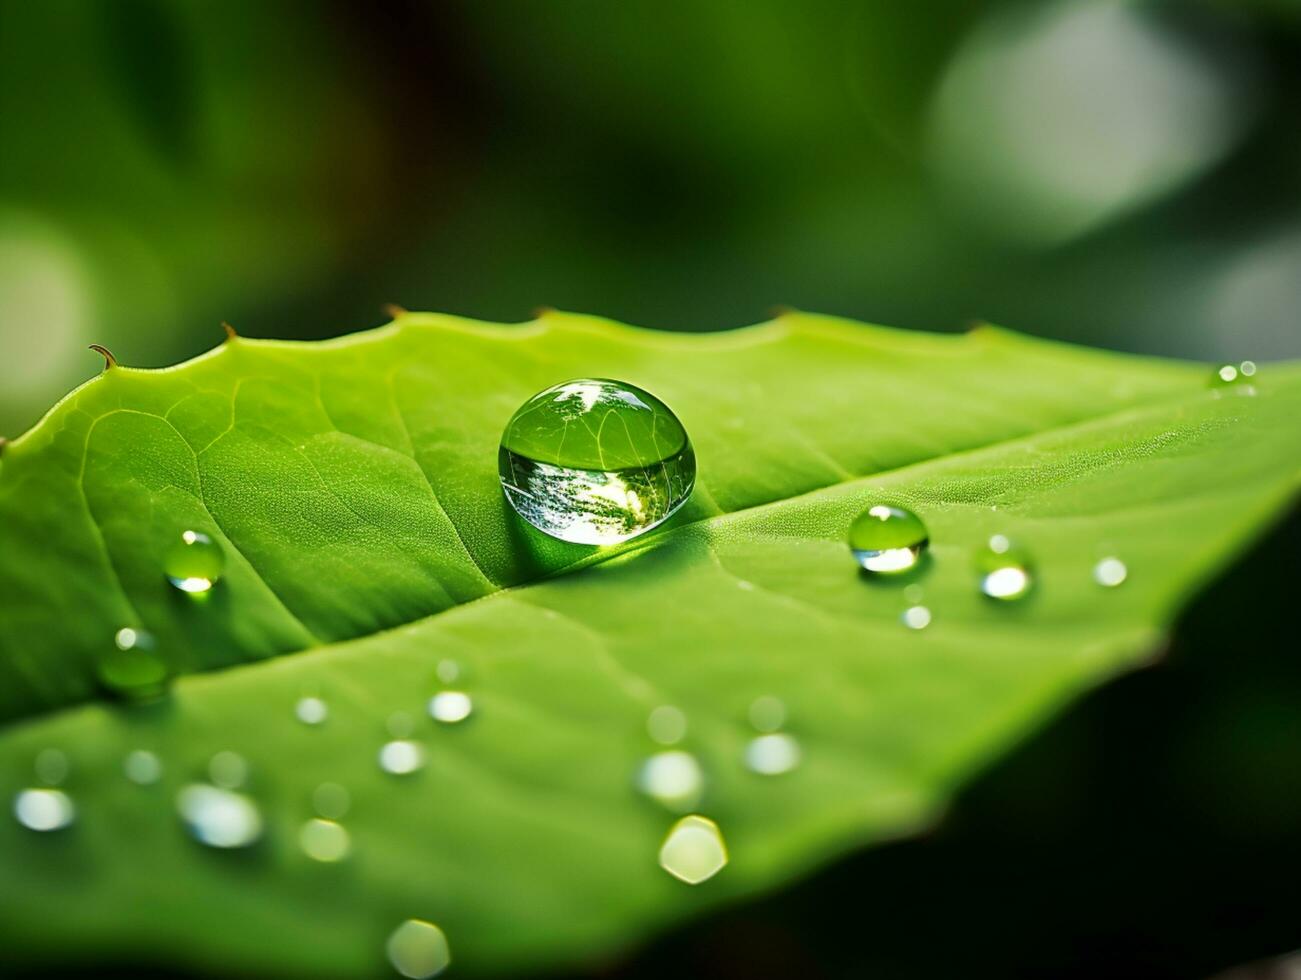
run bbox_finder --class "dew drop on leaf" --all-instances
[658,814,728,884]
[124,750,162,785]
[747,695,786,733]
[901,605,933,630]
[428,691,472,724]
[976,536,1034,601]
[165,529,225,594]
[386,919,451,979]
[849,504,929,574]
[1094,556,1128,587]
[34,748,69,785]
[312,782,351,819]
[208,751,249,790]
[744,733,802,776]
[299,818,351,863]
[295,696,328,725]
[98,628,171,701]
[379,740,425,775]
[646,704,688,745]
[176,784,262,848]
[498,379,696,544]
[13,788,75,832]
[637,750,704,811]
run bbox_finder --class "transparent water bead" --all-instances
[387,919,451,979]
[34,748,69,785]
[498,378,696,544]
[98,627,171,701]
[647,705,688,745]
[165,529,225,594]
[849,504,929,573]
[176,784,262,848]
[748,695,786,734]
[313,782,351,819]
[14,788,75,832]
[977,535,1034,601]
[637,750,704,812]
[659,814,728,884]
[428,691,473,724]
[299,818,351,863]
[208,751,249,789]
[744,733,802,775]
[379,740,426,775]
[901,605,932,630]
[1094,556,1128,588]
[295,696,328,725]
[124,750,162,785]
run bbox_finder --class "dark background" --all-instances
[3,1,1298,976]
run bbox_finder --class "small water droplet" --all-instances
[976,536,1034,601]
[637,751,704,811]
[428,691,473,724]
[498,379,696,544]
[901,605,932,630]
[124,749,162,785]
[13,788,75,831]
[98,628,171,701]
[295,696,329,725]
[435,659,461,685]
[849,504,928,574]
[658,814,728,884]
[646,705,688,745]
[1094,556,1128,587]
[744,733,802,775]
[386,919,451,979]
[165,529,225,594]
[313,782,351,819]
[34,748,69,785]
[299,818,351,863]
[379,740,425,775]
[1239,360,1257,377]
[747,696,786,734]
[1216,364,1239,384]
[176,784,262,848]
[208,751,248,790]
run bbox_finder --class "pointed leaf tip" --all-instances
[381,303,407,319]
[88,345,118,370]
[221,322,238,341]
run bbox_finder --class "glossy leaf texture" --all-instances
[0,311,1297,977]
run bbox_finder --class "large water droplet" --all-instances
[744,733,802,775]
[98,628,171,701]
[124,749,162,785]
[646,705,688,745]
[34,748,69,785]
[1094,556,1128,588]
[165,529,225,594]
[386,919,451,979]
[176,784,262,848]
[295,696,329,725]
[976,536,1034,601]
[637,750,704,811]
[498,379,696,544]
[428,691,473,724]
[379,740,425,775]
[849,504,929,573]
[299,818,351,863]
[658,814,728,884]
[14,788,75,831]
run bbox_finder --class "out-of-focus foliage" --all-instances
[2,0,1298,436]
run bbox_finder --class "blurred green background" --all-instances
[3,3,1299,977]
[3,0,1298,438]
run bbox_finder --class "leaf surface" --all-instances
[0,312,1296,976]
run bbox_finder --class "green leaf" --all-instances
[0,311,1296,977]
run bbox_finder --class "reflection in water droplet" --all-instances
[1239,360,1257,377]
[1094,557,1128,587]
[98,628,171,701]
[849,504,929,573]
[428,691,473,724]
[744,733,802,775]
[124,750,162,785]
[901,605,932,630]
[299,818,351,862]
[176,784,262,848]
[208,751,248,789]
[165,529,226,594]
[386,919,451,979]
[313,782,351,819]
[647,705,688,745]
[976,537,1034,601]
[14,788,75,831]
[1216,364,1239,384]
[498,379,696,544]
[295,696,328,725]
[637,751,704,812]
[747,696,786,734]
[34,748,69,785]
[379,740,425,775]
[435,659,461,685]
[659,814,728,884]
